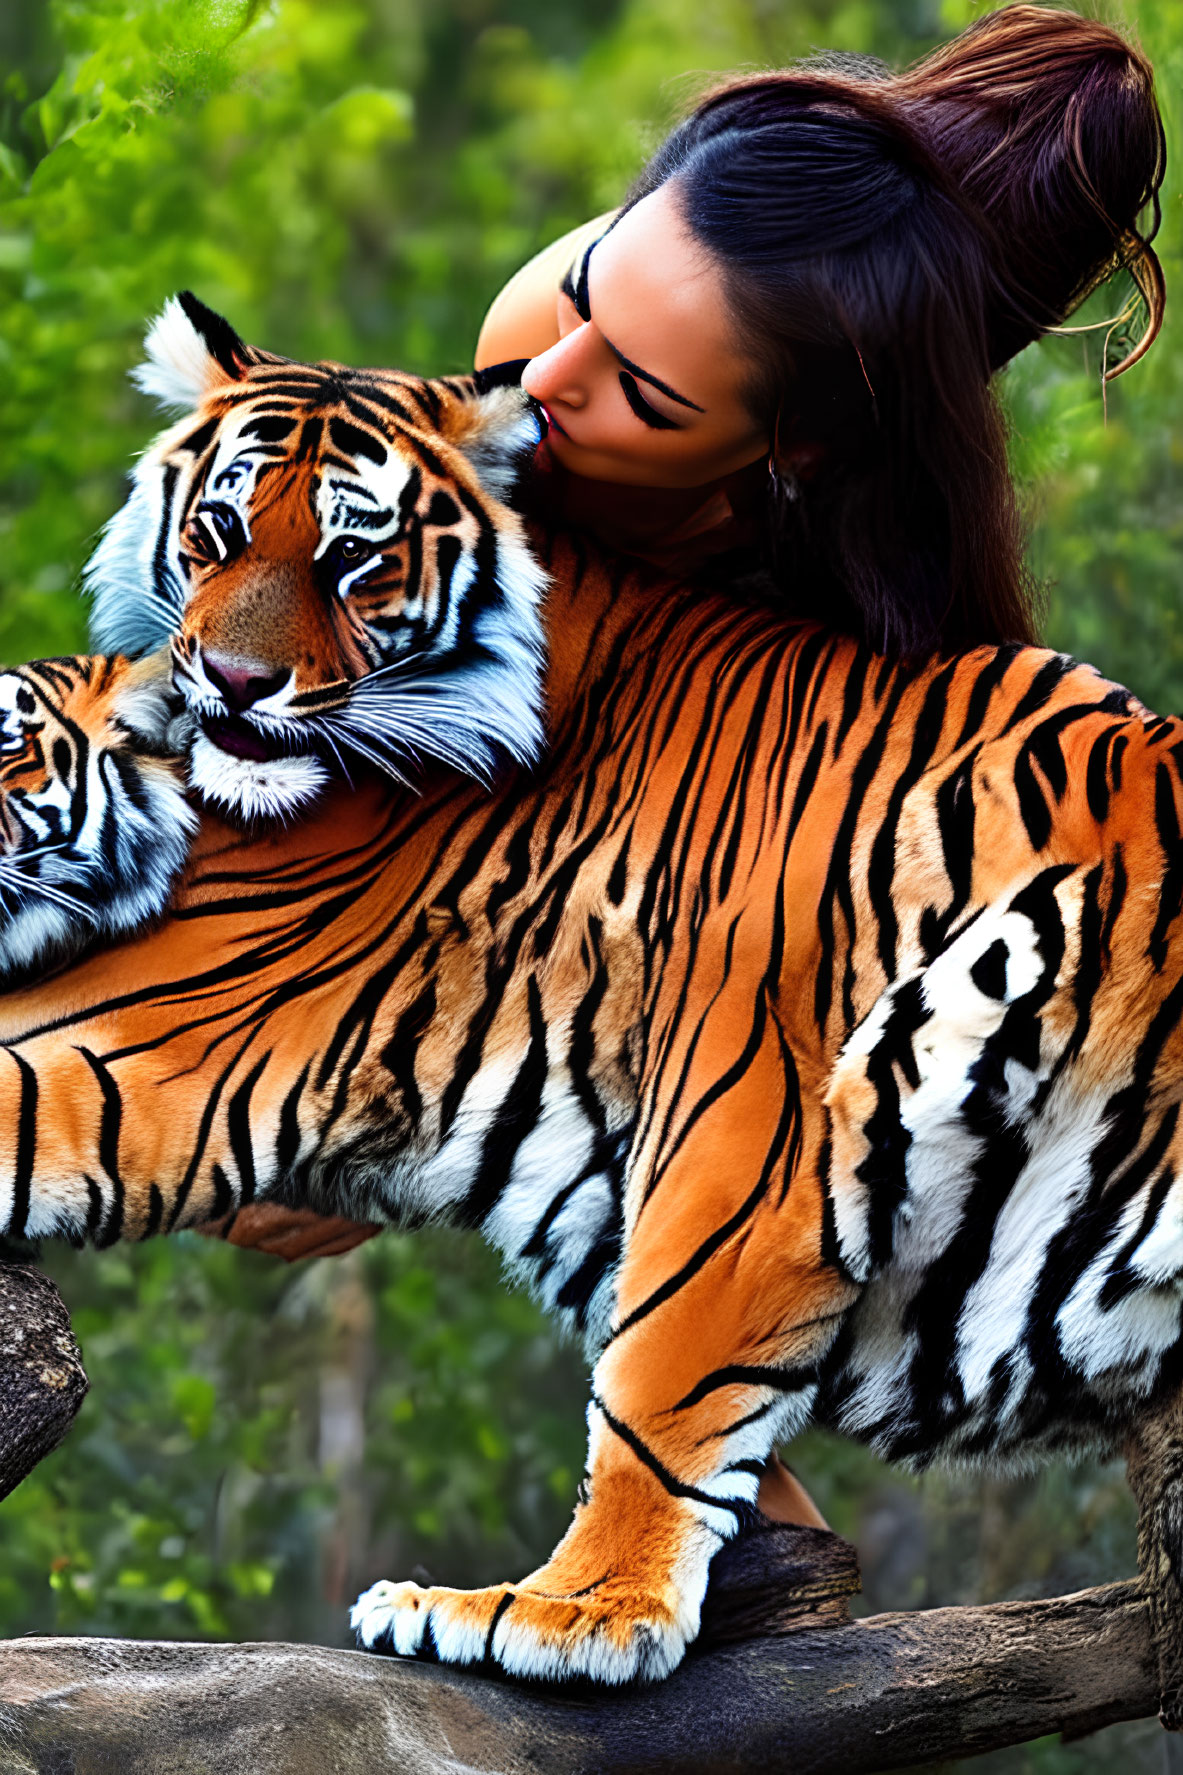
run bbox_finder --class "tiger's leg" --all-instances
[0,654,195,978]
[353,1011,860,1682]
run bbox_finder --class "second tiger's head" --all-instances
[85,293,549,821]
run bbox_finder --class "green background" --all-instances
[0,1,1180,1767]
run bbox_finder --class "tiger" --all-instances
[0,653,194,979]
[3,307,1183,1687]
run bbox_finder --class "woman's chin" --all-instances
[542,434,713,493]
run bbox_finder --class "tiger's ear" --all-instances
[439,372,546,501]
[131,291,257,413]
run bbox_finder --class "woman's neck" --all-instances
[548,455,717,535]
[534,445,764,554]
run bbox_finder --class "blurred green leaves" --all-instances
[0,0,426,664]
[5,1230,586,1645]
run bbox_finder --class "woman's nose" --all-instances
[523,331,590,410]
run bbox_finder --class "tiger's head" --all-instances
[85,293,548,821]
[0,655,196,978]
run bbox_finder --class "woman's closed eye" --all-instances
[618,370,680,431]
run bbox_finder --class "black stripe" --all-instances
[380,980,437,1131]
[166,1032,259,1230]
[614,1163,774,1341]
[592,1394,742,1521]
[83,1175,105,1242]
[77,1047,125,1245]
[1000,654,1071,735]
[952,646,1019,751]
[695,1399,777,1446]
[153,462,180,612]
[458,976,548,1229]
[7,1053,37,1239]
[671,1363,816,1412]
[1150,759,1183,971]
[1086,726,1117,823]
[227,1052,270,1206]
[142,1183,165,1240]
[276,1059,314,1175]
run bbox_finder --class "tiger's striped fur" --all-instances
[0,654,194,980]
[3,354,1183,1683]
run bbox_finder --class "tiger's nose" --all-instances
[201,648,290,713]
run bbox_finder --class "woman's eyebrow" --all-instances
[579,237,706,413]
[598,331,705,412]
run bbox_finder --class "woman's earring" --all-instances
[768,400,799,501]
[769,456,800,502]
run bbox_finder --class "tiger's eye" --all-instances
[323,535,378,600]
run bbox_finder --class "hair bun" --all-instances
[893,4,1165,376]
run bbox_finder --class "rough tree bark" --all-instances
[0,1571,1161,1775]
[0,1266,1179,1775]
[1127,1390,1183,1731]
[0,1263,88,1502]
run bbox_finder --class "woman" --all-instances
[208,6,1165,1522]
[479,4,1163,656]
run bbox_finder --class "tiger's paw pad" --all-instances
[350,1577,687,1685]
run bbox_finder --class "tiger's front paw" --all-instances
[350,1575,689,1685]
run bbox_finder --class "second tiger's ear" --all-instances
[436,374,546,501]
[132,292,259,414]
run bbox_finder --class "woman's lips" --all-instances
[543,405,572,441]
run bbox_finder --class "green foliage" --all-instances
[7,1232,584,1646]
[0,1,1180,1766]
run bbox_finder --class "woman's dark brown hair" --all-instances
[896,6,1165,374]
[625,6,1164,656]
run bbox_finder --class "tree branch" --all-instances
[0,1267,1176,1773]
[0,1262,88,1502]
[1127,1392,1183,1731]
[0,1573,1159,1774]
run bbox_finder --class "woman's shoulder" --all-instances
[474,212,616,370]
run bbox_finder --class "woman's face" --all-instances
[521,186,768,489]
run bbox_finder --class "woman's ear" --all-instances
[769,399,829,485]
[778,441,827,481]
[771,439,828,488]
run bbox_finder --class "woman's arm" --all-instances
[474,213,616,370]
